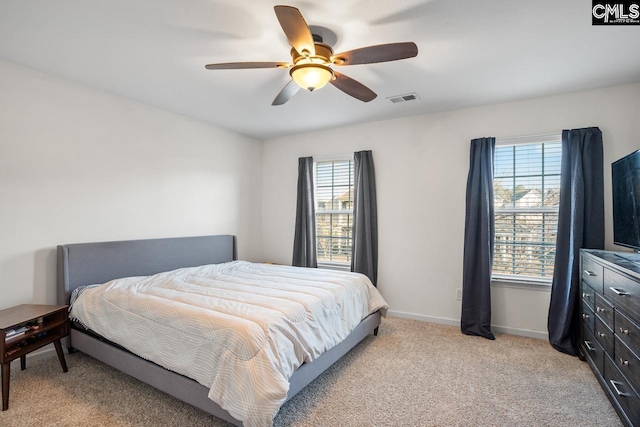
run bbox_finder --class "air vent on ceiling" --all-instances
[387,93,420,104]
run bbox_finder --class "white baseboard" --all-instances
[387,310,460,326]
[9,344,58,369]
[386,309,548,341]
[490,325,548,340]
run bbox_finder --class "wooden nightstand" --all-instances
[0,304,69,411]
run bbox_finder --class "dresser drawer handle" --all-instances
[619,327,629,335]
[610,380,631,397]
[584,270,596,277]
[582,313,590,320]
[596,307,606,313]
[609,287,628,296]
[584,341,596,352]
[620,358,629,367]
[597,332,606,338]
[582,293,591,299]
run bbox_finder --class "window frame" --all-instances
[313,154,355,270]
[491,132,562,287]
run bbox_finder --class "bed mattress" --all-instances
[69,261,388,427]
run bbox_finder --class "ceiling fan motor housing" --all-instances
[290,43,333,64]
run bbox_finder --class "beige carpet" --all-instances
[0,317,621,427]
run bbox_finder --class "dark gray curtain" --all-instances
[461,137,496,340]
[351,150,378,286]
[548,127,604,355]
[292,156,317,268]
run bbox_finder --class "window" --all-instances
[492,134,562,283]
[315,158,354,265]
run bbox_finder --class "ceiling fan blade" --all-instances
[205,62,289,70]
[330,71,377,102]
[272,80,301,106]
[331,42,418,66]
[274,5,315,56]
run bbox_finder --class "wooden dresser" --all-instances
[580,250,640,426]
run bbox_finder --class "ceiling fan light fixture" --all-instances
[290,64,334,91]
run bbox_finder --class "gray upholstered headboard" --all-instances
[57,235,236,305]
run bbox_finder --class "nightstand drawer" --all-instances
[615,335,640,395]
[583,257,604,293]
[604,355,640,426]
[594,293,614,330]
[605,268,640,316]
[615,310,640,354]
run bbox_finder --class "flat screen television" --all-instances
[612,149,640,251]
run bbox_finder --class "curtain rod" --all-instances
[496,131,562,146]
[313,153,353,162]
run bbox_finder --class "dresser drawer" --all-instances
[604,355,640,426]
[583,326,605,374]
[582,284,596,312]
[616,309,640,354]
[594,293,614,329]
[582,300,595,334]
[615,335,640,396]
[594,316,614,356]
[605,268,640,316]
[583,256,604,293]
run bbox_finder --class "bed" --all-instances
[56,235,385,427]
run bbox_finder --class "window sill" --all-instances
[491,276,552,291]
[317,262,351,272]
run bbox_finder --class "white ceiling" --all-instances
[1,0,639,139]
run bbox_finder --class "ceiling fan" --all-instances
[205,5,418,106]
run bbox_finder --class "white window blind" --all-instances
[315,159,354,264]
[492,135,562,282]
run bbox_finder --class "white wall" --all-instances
[0,60,263,310]
[262,82,640,339]
[3,55,639,339]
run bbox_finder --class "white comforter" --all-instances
[70,261,388,427]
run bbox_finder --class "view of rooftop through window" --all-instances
[315,159,354,264]
[493,141,562,280]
